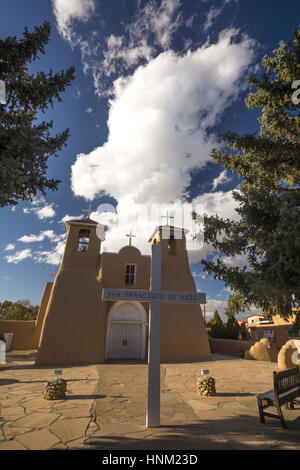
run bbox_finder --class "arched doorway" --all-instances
[105,301,147,360]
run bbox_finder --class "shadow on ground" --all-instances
[0,377,100,386]
[79,413,300,450]
[214,392,256,397]
[65,394,106,400]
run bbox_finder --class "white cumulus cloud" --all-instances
[203,0,237,32]
[18,230,62,243]
[52,0,96,44]
[34,239,66,266]
[22,197,56,220]
[6,249,32,264]
[72,30,255,205]
[4,243,15,251]
[89,0,182,94]
[213,252,250,269]
[60,214,85,224]
[4,231,67,266]
[35,204,56,220]
[87,189,239,263]
[212,169,232,190]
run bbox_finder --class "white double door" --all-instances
[109,322,142,359]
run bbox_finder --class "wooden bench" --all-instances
[257,366,300,428]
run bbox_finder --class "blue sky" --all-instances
[0,0,299,319]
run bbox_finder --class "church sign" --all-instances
[102,288,205,304]
[102,243,206,429]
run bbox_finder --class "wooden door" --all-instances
[124,324,142,358]
[107,323,142,359]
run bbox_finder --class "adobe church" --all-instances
[34,217,211,366]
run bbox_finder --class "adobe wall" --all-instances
[99,246,150,290]
[209,338,256,357]
[272,314,296,325]
[158,236,211,362]
[0,282,53,350]
[36,223,211,366]
[36,221,107,366]
[35,265,106,366]
[249,325,295,349]
[0,319,36,350]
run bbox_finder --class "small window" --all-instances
[125,264,136,285]
[77,229,90,252]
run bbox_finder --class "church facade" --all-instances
[35,218,211,366]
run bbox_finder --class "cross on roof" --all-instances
[83,204,93,218]
[126,230,136,246]
[161,211,175,225]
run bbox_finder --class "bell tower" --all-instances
[36,217,107,366]
[148,224,211,361]
[148,225,189,284]
[61,218,106,268]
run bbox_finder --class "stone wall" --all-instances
[209,338,256,357]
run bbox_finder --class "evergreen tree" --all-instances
[0,22,75,206]
[224,314,242,340]
[196,28,300,319]
[209,310,226,338]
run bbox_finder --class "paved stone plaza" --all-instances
[0,354,300,450]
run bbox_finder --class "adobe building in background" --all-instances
[239,312,300,349]
[34,218,210,366]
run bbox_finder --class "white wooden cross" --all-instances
[83,204,93,218]
[161,211,175,225]
[126,230,136,246]
[102,243,206,428]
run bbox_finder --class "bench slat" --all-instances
[278,385,300,400]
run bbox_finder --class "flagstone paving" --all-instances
[0,363,100,450]
[0,355,300,450]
